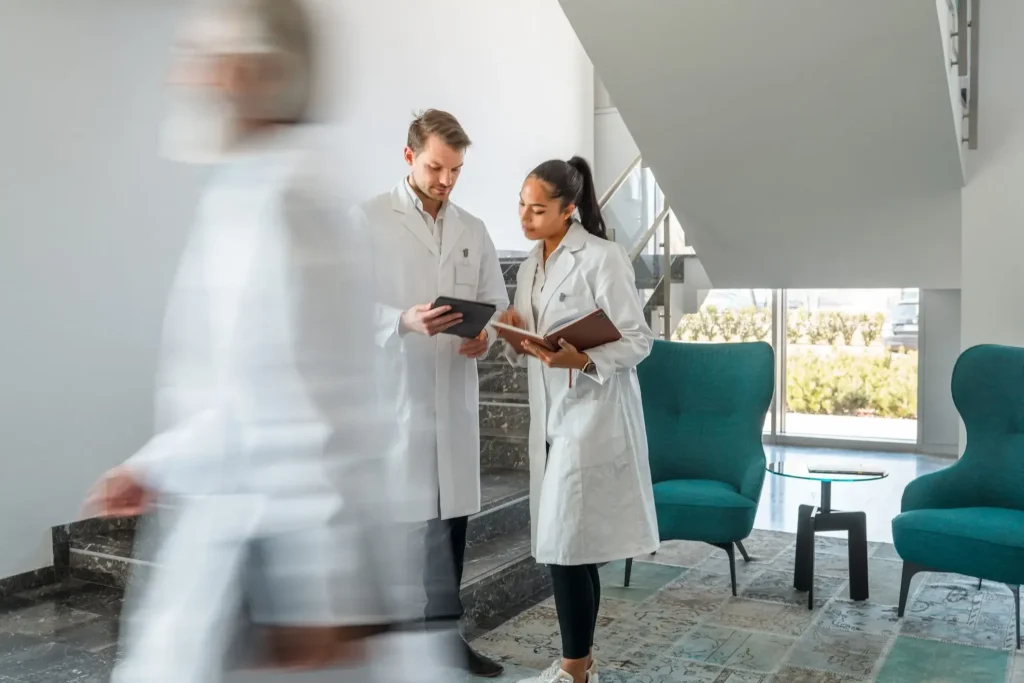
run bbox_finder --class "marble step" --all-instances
[64,468,530,590]
[499,256,527,286]
[478,360,528,395]
[68,527,151,590]
[62,511,547,640]
[460,526,550,638]
[481,431,529,471]
[468,468,530,548]
[479,393,530,440]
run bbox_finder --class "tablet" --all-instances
[432,296,498,339]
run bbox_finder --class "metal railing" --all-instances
[949,0,980,149]
[598,157,689,339]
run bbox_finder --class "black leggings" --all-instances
[549,564,601,660]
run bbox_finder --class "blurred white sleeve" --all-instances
[346,205,406,349]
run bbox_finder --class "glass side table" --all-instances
[766,459,888,610]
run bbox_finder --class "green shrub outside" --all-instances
[674,307,916,420]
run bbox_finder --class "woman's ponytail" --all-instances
[528,156,609,240]
[565,156,608,240]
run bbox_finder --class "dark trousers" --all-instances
[423,515,469,624]
[549,564,601,660]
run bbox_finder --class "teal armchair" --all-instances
[626,340,774,595]
[892,344,1024,648]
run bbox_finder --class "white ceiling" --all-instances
[560,0,965,289]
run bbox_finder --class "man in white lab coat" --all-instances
[349,110,509,676]
[85,1,435,680]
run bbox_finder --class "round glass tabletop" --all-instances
[766,458,888,483]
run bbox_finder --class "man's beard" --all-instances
[159,92,241,165]
[411,176,449,203]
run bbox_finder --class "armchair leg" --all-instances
[737,541,751,563]
[624,558,633,588]
[1008,584,1020,650]
[898,562,928,618]
[712,543,739,596]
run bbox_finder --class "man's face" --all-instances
[405,135,465,203]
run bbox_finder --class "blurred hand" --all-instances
[400,303,462,337]
[522,338,590,371]
[260,625,381,670]
[459,329,489,359]
[85,466,153,517]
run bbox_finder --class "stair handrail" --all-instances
[598,154,642,208]
[628,206,671,262]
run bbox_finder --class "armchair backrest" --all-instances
[637,340,774,494]
[952,344,1024,511]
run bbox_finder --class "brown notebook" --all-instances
[493,309,622,352]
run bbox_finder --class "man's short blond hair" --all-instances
[407,109,472,154]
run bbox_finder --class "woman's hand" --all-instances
[522,338,590,371]
[498,308,527,355]
[498,308,525,328]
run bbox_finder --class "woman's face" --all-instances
[519,176,574,242]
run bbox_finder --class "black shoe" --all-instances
[460,635,504,678]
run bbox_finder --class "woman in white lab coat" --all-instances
[499,157,659,683]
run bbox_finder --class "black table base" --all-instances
[793,481,869,610]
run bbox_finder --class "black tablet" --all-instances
[432,296,498,339]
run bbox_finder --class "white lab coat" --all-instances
[505,223,659,566]
[111,131,406,683]
[348,184,509,522]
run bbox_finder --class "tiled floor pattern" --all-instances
[471,530,1024,683]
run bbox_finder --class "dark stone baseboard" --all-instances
[0,566,56,598]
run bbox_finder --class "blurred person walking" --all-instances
[349,110,508,677]
[85,0,423,680]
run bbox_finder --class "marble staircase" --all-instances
[52,256,544,637]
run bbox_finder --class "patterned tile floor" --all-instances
[471,530,1024,683]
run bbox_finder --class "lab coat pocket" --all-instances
[454,260,478,297]
[565,398,627,468]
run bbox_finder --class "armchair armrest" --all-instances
[901,460,970,512]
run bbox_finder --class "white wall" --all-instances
[918,290,961,456]
[0,0,592,579]
[961,1,1024,352]
[593,76,639,195]
[315,0,593,253]
[0,1,202,579]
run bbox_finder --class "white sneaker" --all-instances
[588,659,599,683]
[517,660,575,683]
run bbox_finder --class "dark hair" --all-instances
[408,109,472,153]
[528,156,608,240]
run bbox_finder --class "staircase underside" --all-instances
[561,0,965,289]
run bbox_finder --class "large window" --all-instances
[782,289,918,442]
[672,288,920,445]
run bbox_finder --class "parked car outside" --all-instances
[882,300,919,351]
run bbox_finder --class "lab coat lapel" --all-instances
[537,223,588,326]
[520,247,541,331]
[438,203,466,266]
[390,185,439,257]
